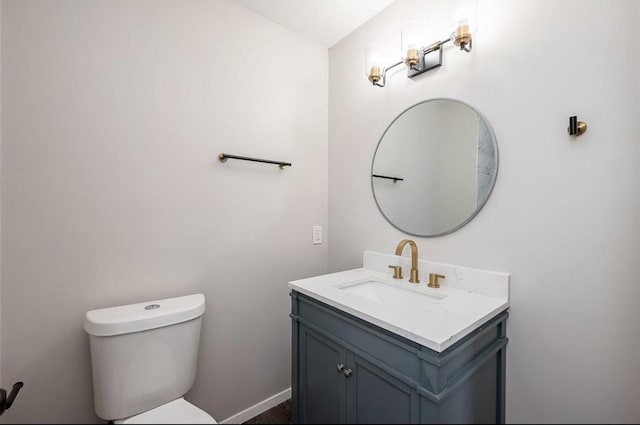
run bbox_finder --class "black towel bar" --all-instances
[219,153,291,169]
[372,174,404,183]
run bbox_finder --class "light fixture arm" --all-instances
[455,36,472,52]
[372,60,403,88]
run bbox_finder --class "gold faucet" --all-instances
[394,239,420,283]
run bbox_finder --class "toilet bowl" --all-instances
[115,398,216,424]
[84,294,216,424]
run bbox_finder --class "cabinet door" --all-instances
[345,352,419,424]
[299,325,347,424]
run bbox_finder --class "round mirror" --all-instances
[371,98,498,237]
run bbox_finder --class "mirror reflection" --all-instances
[371,98,498,237]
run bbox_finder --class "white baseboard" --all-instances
[219,388,291,424]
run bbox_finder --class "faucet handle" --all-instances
[388,265,403,279]
[428,273,445,288]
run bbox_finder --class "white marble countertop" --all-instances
[289,251,510,352]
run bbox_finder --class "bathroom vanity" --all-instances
[289,251,509,424]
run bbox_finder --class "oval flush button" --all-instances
[145,304,160,311]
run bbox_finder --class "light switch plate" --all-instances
[312,225,323,244]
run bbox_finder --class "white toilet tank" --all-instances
[83,294,206,421]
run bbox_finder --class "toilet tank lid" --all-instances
[83,294,206,337]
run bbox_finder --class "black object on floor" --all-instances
[243,400,291,424]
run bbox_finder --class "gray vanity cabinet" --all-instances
[297,323,416,424]
[345,351,418,424]
[298,325,347,423]
[291,291,508,424]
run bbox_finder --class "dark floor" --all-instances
[243,400,291,424]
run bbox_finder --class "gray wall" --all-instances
[0,0,3,388]
[329,0,640,422]
[1,0,328,423]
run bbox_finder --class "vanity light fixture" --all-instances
[366,8,475,87]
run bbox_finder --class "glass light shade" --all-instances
[452,0,478,34]
[401,22,427,61]
[451,1,476,52]
[454,8,476,34]
[365,43,389,81]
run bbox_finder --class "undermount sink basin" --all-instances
[337,279,446,309]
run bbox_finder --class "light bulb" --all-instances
[454,8,476,33]
[401,22,427,68]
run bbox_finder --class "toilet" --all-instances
[83,293,216,424]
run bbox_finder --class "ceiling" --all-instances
[230,0,395,48]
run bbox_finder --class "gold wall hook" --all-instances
[568,116,587,136]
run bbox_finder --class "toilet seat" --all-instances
[115,398,217,424]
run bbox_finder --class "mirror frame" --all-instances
[370,97,499,238]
